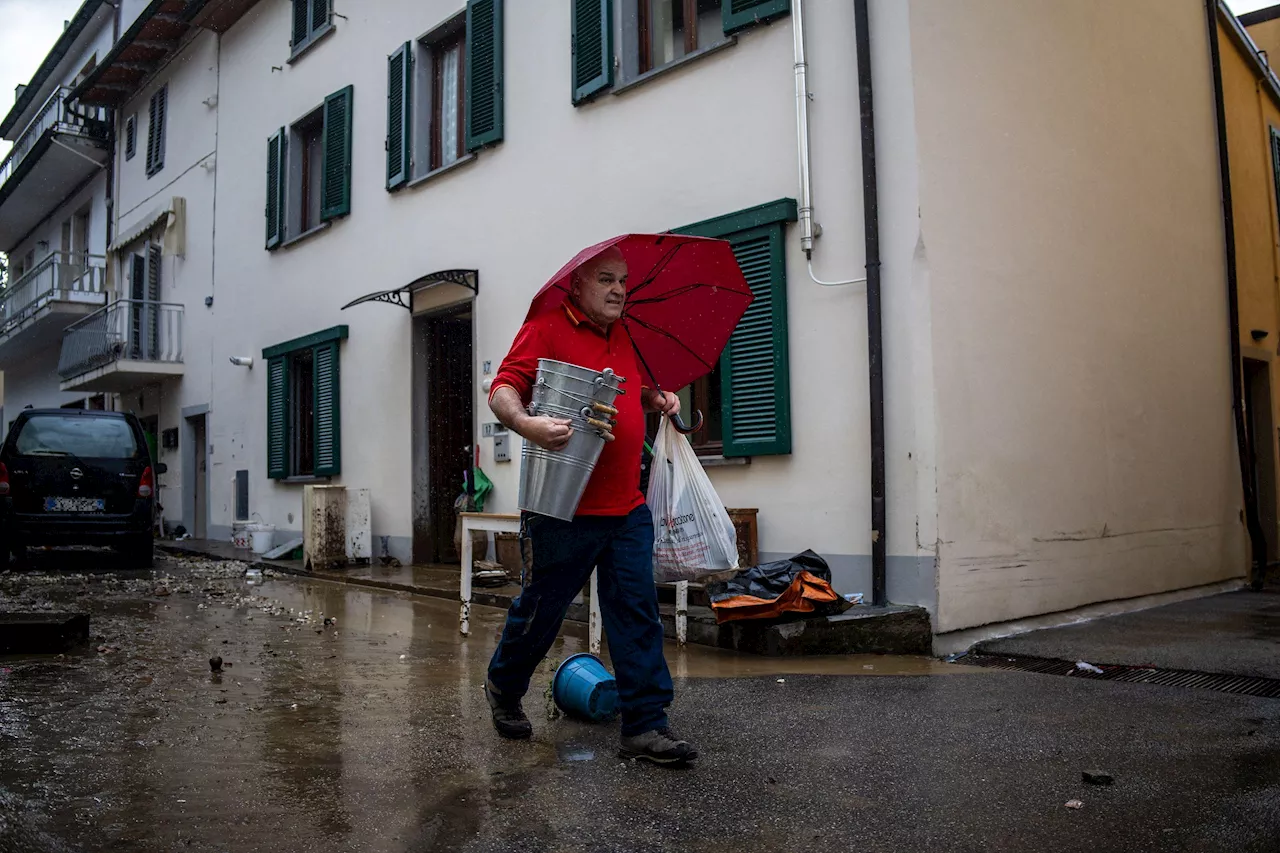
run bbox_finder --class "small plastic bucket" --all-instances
[552,653,619,722]
[250,525,275,554]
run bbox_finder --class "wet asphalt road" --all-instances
[1,553,1278,853]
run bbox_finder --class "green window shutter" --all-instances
[312,341,341,476]
[571,0,612,104]
[146,90,160,174]
[1271,128,1280,239]
[466,0,504,150]
[720,224,791,457]
[292,0,309,46]
[386,42,413,189]
[722,0,790,35]
[267,356,289,479]
[321,86,354,221]
[265,128,286,249]
[311,0,329,33]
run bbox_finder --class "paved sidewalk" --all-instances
[156,539,932,656]
[977,590,1280,680]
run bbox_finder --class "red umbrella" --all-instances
[529,233,753,430]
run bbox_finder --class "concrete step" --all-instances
[658,602,932,656]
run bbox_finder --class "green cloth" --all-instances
[472,467,493,512]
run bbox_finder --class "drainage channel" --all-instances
[958,653,1280,699]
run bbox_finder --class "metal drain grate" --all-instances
[960,653,1280,699]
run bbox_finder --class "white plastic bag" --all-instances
[648,418,740,583]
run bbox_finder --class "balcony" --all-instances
[0,87,109,250]
[0,251,107,366]
[58,299,185,393]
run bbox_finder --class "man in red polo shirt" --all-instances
[485,246,697,766]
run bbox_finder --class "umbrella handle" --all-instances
[670,410,704,435]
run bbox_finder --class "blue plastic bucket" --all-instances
[552,653,619,722]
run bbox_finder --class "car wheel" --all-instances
[10,540,28,569]
[129,534,154,569]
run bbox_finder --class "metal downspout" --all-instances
[1207,0,1267,590]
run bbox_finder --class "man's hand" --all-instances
[491,385,575,451]
[643,389,681,417]
[518,415,574,451]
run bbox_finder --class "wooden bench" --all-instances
[459,512,603,654]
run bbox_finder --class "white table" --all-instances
[459,512,602,655]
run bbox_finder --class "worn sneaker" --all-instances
[485,683,532,740]
[619,728,698,765]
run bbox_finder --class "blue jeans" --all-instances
[486,504,674,737]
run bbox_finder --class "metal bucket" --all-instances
[518,360,625,520]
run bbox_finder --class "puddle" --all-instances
[557,746,596,763]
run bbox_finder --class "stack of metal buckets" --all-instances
[518,359,625,520]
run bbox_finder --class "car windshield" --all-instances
[13,416,140,459]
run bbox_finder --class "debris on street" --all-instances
[1075,661,1104,675]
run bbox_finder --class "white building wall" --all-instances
[112,30,221,532]
[208,0,904,583]
[0,6,115,417]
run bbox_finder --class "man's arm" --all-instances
[490,385,574,452]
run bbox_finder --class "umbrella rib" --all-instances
[622,321,664,390]
[627,281,753,307]
[627,239,699,299]
[623,313,718,374]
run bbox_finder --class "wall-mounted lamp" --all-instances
[229,356,254,368]
[1251,329,1269,342]
[36,240,48,251]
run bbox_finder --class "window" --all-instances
[572,0,790,103]
[293,110,325,234]
[291,0,332,56]
[146,86,166,176]
[635,0,721,75]
[385,0,504,190]
[289,348,316,475]
[14,415,139,459]
[264,325,346,479]
[125,114,136,161]
[265,86,353,249]
[670,199,797,457]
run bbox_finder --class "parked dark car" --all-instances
[0,409,165,568]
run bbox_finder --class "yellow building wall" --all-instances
[1220,20,1280,558]
[1244,16,1280,69]
[1220,24,1280,345]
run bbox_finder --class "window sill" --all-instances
[276,222,332,250]
[288,23,336,65]
[612,38,738,97]
[400,153,478,191]
[698,454,749,468]
[281,475,333,485]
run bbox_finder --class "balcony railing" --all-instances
[0,86,109,191]
[58,299,184,379]
[0,251,106,335]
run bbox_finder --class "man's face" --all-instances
[573,255,627,326]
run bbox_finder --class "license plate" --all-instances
[44,497,105,513]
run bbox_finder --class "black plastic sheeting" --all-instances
[706,550,849,618]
